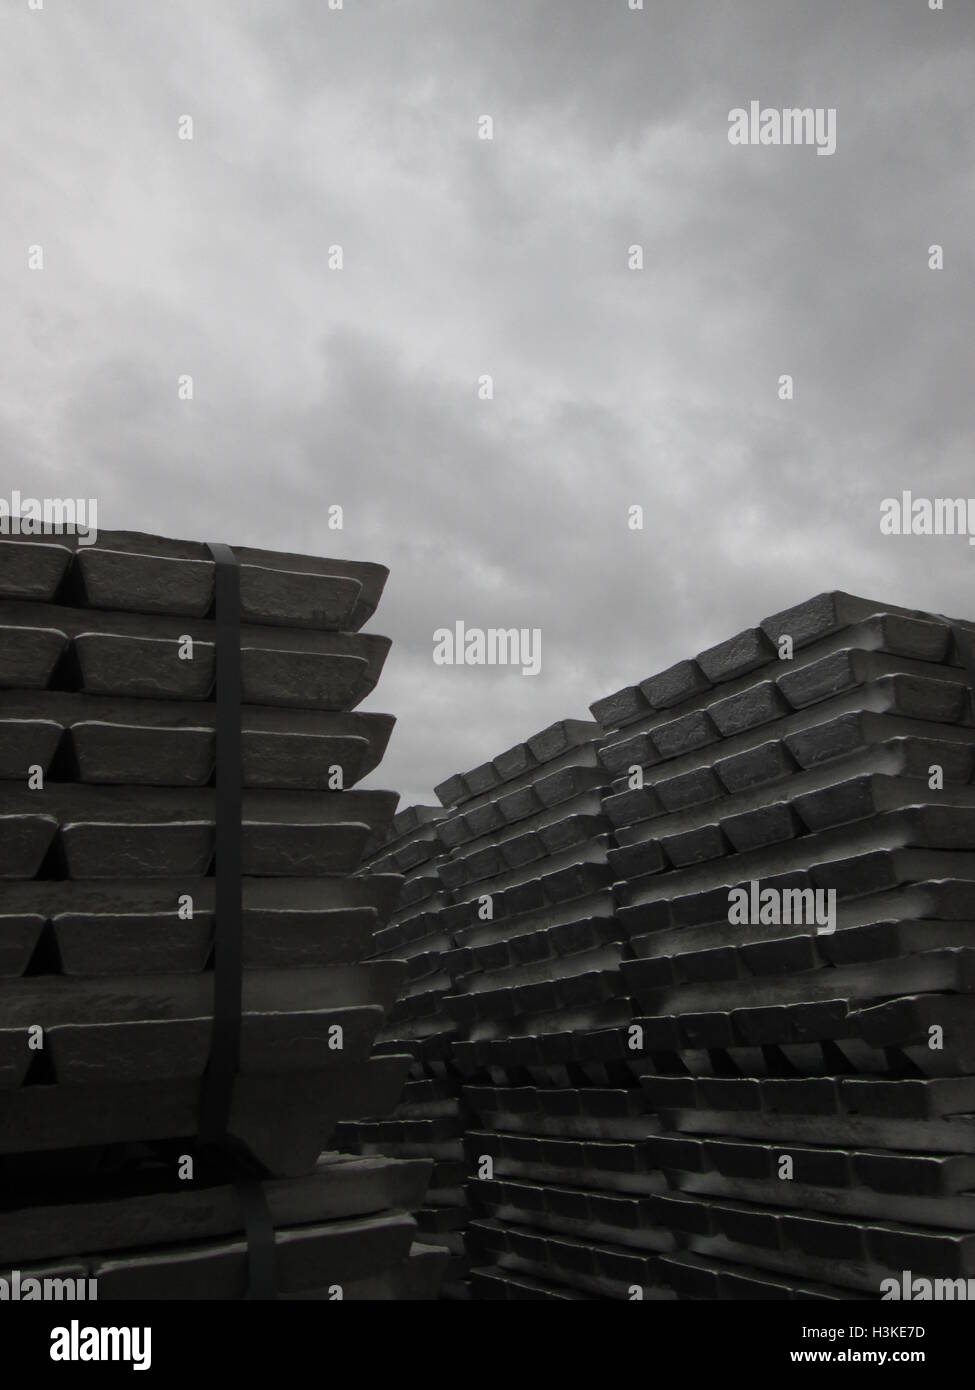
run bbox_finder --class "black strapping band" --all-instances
[236,1181,278,1300]
[199,542,243,1145]
[196,543,278,1299]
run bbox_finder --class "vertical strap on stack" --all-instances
[196,542,278,1299]
[235,1181,278,1301]
[199,542,243,1145]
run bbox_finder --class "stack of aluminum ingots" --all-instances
[343,591,975,1301]
[575,590,975,1299]
[334,804,470,1296]
[0,528,446,1300]
[348,720,664,1300]
[336,712,636,1300]
[431,720,677,1300]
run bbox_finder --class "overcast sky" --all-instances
[3,0,973,807]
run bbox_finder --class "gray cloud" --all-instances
[2,0,973,805]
